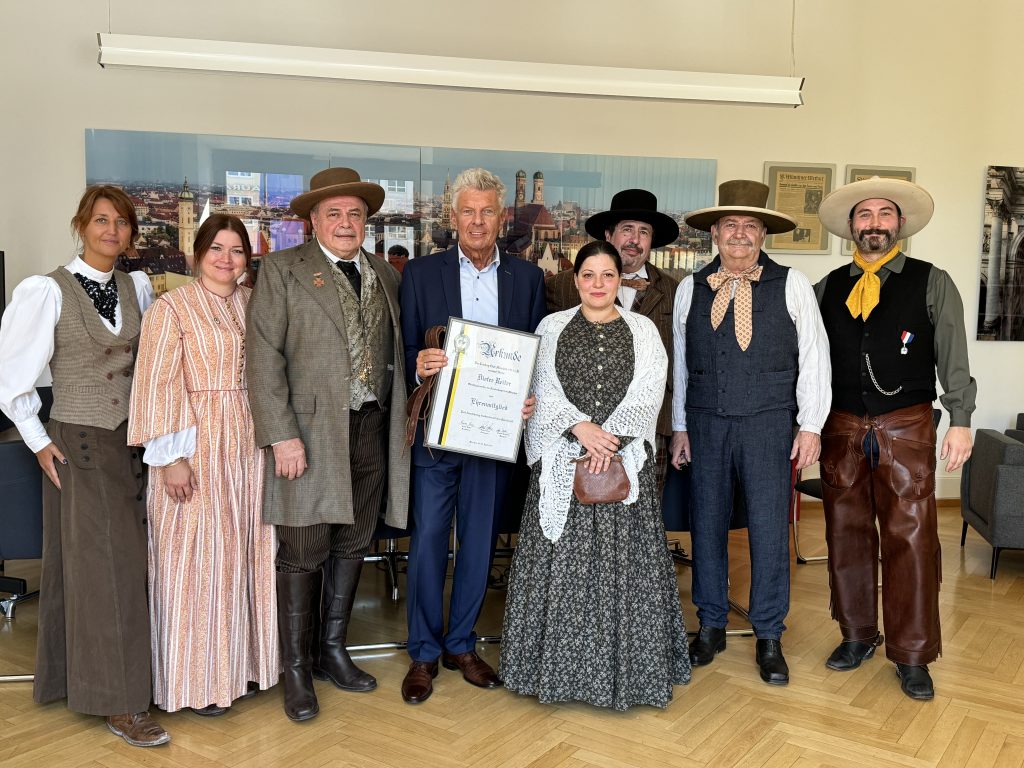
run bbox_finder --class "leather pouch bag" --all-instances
[572,453,629,504]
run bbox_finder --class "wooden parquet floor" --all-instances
[2,507,1023,768]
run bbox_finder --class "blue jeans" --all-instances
[687,409,794,639]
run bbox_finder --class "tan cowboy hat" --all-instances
[818,176,934,240]
[290,167,385,219]
[685,180,797,234]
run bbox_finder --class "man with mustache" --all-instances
[670,180,830,685]
[814,177,975,701]
[247,168,409,721]
[546,189,680,490]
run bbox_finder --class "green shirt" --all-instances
[813,252,976,427]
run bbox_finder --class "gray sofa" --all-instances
[960,428,1024,578]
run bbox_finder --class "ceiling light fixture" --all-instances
[97,33,803,108]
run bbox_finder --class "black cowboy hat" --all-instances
[585,189,680,248]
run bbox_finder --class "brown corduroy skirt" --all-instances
[33,419,152,716]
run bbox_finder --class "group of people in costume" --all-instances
[0,164,972,746]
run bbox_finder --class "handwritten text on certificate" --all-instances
[424,318,540,462]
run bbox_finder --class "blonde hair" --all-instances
[452,168,506,210]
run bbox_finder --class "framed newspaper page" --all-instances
[762,162,836,254]
[842,165,916,256]
[423,317,540,462]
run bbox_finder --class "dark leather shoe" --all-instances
[442,651,502,688]
[826,633,883,671]
[895,663,934,700]
[402,660,439,704]
[106,712,171,747]
[191,703,228,717]
[756,639,790,685]
[689,626,726,667]
[237,681,259,701]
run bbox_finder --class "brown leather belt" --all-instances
[404,325,446,450]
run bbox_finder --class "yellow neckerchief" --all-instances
[846,245,900,319]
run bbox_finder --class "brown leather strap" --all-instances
[404,325,446,450]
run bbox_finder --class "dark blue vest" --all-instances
[685,252,798,418]
[820,256,936,416]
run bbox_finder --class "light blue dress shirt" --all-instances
[458,245,500,325]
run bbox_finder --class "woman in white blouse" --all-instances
[0,185,168,747]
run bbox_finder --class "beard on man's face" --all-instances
[854,227,898,254]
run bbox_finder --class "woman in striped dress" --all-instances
[128,214,278,715]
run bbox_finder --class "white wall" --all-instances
[1,0,1020,495]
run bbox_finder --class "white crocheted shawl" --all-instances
[526,305,667,542]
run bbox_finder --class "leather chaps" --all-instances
[819,403,941,666]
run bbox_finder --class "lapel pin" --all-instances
[900,330,914,355]
[313,272,325,288]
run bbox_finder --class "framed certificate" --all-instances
[423,318,541,462]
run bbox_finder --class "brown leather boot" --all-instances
[276,570,321,722]
[313,557,376,692]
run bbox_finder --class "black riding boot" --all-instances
[313,557,376,692]
[276,570,322,721]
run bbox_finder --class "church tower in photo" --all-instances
[178,178,196,258]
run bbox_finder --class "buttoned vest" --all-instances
[330,258,394,409]
[685,254,798,417]
[48,267,142,429]
[820,256,936,416]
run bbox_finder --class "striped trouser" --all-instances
[276,404,388,572]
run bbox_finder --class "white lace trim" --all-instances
[527,306,667,542]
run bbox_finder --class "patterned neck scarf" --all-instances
[73,272,118,323]
[706,263,763,351]
[846,245,900,320]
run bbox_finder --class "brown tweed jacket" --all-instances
[246,240,409,528]
[545,262,679,436]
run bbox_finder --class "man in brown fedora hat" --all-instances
[246,167,409,721]
[670,180,831,686]
[547,188,681,489]
[814,177,975,701]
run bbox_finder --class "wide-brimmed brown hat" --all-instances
[290,167,385,219]
[818,176,933,240]
[585,189,680,248]
[685,180,797,234]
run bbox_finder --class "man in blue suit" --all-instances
[400,167,546,704]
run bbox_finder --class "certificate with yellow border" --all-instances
[423,318,540,462]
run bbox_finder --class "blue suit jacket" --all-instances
[400,246,546,467]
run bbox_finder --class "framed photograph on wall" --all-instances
[86,130,718,295]
[843,165,916,255]
[763,162,835,254]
